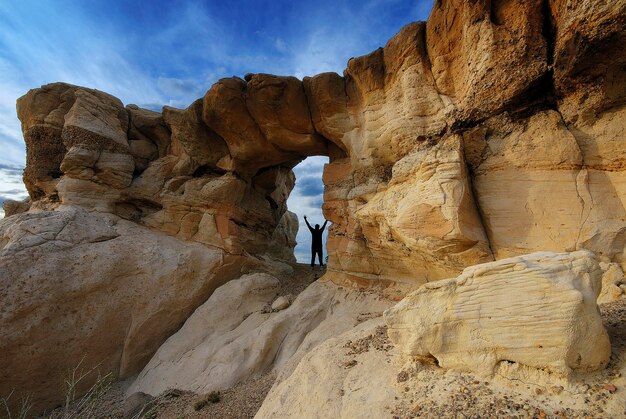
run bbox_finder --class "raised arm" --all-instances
[304,216,314,232]
[321,220,328,232]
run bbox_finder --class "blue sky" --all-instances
[0,0,434,260]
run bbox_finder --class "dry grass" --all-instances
[45,357,114,419]
[1,390,33,419]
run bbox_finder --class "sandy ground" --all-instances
[42,268,625,419]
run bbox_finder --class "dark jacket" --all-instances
[305,219,327,250]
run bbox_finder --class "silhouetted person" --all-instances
[304,215,327,269]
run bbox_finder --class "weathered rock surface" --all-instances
[271,295,291,311]
[1,198,30,217]
[256,319,397,419]
[128,275,392,397]
[599,262,626,304]
[0,207,256,411]
[257,300,626,419]
[265,210,298,264]
[3,0,626,413]
[16,80,301,259]
[384,251,611,376]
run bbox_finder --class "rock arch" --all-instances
[3,1,626,411]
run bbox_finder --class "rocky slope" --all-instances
[1,0,625,414]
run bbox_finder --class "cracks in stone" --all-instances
[464,164,496,261]
[487,0,503,27]
[300,79,318,135]
[450,116,489,135]
[552,107,595,251]
[505,70,558,121]
[541,0,557,67]
[573,169,593,249]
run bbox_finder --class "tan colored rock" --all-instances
[127,105,170,171]
[256,319,397,419]
[303,72,353,151]
[14,1,626,293]
[464,109,626,267]
[257,310,626,419]
[0,206,255,413]
[202,75,325,174]
[550,0,626,122]
[16,82,300,261]
[16,83,78,198]
[128,278,391,397]
[6,3,626,413]
[2,199,30,217]
[246,74,327,156]
[265,210,298,264]
[271,295,291,311]
[350,135,492,285]
[384,251,611,376]
[426,0,547,119]
[464,111,584,258]
[598,262,625,304]
[163,99,229,175]
[343,22,451,168]
[63,89,129,151]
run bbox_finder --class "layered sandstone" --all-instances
[1,0,625,413]
[384,251,611,376]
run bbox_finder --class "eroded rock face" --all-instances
[128,274,391,397]
[16,79,305,258]
[0,207,259,411]
[265,210,299,264]
[384,251,611,376]
[1,199,30,217]
[3,0,626,413]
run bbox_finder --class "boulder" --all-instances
[2,199,30,217]
[0,206,253,412]
[271,296,291,311]
[384,251,611,376]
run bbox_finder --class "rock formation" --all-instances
[384,251,611,376]
[128,274,391,397]
[1,0,625,413]
[0,207,253,410]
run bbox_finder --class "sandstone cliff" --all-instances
[1,0,625,413]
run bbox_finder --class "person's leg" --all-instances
[317,250,323,266]
[311,249,315,269]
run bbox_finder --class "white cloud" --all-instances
[275,37,287,52]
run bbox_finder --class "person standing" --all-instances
[304,215,328,270]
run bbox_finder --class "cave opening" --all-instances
[288,156,330,264]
